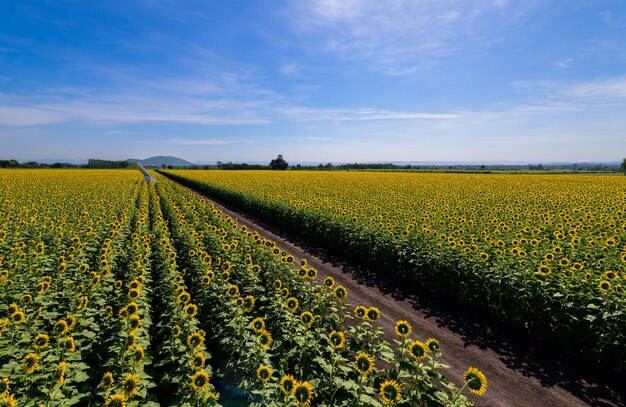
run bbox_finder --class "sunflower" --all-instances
[379,380,402,404]
[300,258,308,267]
[11,311,25,324]
[366,307,380,322]
[293,381,313,406]
[258,330,273,350]
[65,336,76,353]
[333,285,347,301]
[251,317,265,333]
[178,292,191,304]
[286,297,299,313]
[323,276,335,289]
[479,252,489,261]
[185,303,198,318]
[128,315,141,330]
[132,346,144,364]
[354,305,367,319]
[105,394,126,407]
[327,330,345,350]
[172,325,181,337]
[7,303,20,315]
[0,377,9,398]
[101,371,114,388]
[192,353,205,370]
[122,374,140,398]
[537,265,551,276]
[464,367,488,396]
[598,280,611,291]
[605,270,617,280]
[54,319,69,336]
[425,338,440,352]
[243,295,255,313]
[191,371,210,392]
[20,294,32,304]
[187,331,205,349]
[55,361,67,385]
[22,353,40,373]
[354,352,375,376]
[227,285,239,298]
[299,311,314,328]
[251,264,261,274]
[307,268,318,279]
[408,340,428,360]
[298,268,308,278]
[106,306,114,316]
[126,303,139,316]
[279,374,296,395]
[256,365,272,383]
[394,320,411,339]
[31,333,49,351]
[274,278,283,291]
[128,288,141,300]
[66,314,77,331]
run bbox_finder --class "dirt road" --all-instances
[171,177,625,407]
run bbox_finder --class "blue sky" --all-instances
[1,0,625,164]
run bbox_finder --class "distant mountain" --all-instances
[127,156,194,167]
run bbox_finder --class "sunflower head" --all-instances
[191,371,210,392]
[327,330,345,350]
[251,317,265,333]
[333,285,347,301]
[22,353,40,373]
[105,394,126,407]
[227,285,239,298]
[33,333,50,351]
[293,381,313,406]
[307,268,317,279]
[286,297,299,313]
[128,288,140,300]
[425,338,440,352]
[192,353,205,370]
[128,315,141,330]
[258,330,273,349]
[354,352,375,376]
[394,320,412,339]
[354,305,367,319]
[243,295,255,313]
[323,276,335,289]
[126,302,139,316]
[187,331,205,350]
[101,371,114,388]
[185,303,198,318]
[133,346,144,363]
[464,367,488,396]
[274,279,283,291]
[54,319,69,336]
[0,377,10,398]
[379,380,402,404]
[55,361,67,385]
[367,307,380,322]
[408,340,428,360]
[598,280,611,291]
[279,374,296,395]
[122,374,140,398]
[299,311,314,328]
[256,365,272,383]
[11,311,25,324]
[65,336,76,353]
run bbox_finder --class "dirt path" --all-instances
[171,178,625,407]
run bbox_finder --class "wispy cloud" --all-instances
[287,0,538,75]
[564,75,626,99]
[554,58,574,69]
[277,107,460,122]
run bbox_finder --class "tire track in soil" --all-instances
[170,177,625,407]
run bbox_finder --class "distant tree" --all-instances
[621,157,626,175]
[269,154,289,170]
[216,161,223,169]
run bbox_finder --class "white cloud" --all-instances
[279,62,305,78]
[564,76,626,99]
[554,58,574,69]
[438,10,460,23]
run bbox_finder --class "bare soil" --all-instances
[174,179,626,407]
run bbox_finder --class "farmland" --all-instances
[163,170,626,371]
[0,169,480,406]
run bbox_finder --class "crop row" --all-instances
[161,170,626,371]
[1,169,485,406]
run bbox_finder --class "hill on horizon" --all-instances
[127,156,194,167]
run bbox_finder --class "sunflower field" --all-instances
[162,170,626,371]
[0,169,483,406]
